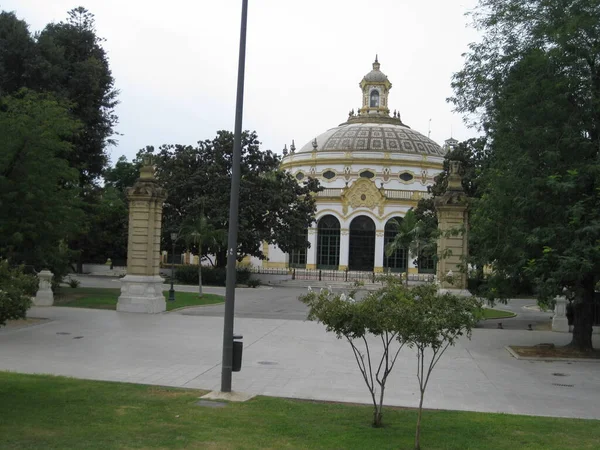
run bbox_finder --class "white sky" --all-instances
[4,0,481,165]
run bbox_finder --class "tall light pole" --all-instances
[168,232,177,302]
[221,0,248,393]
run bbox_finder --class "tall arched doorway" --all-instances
[317,215,340,269]
[349,215,375,271]
[384,217,407,272]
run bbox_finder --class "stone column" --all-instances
[338,228,349,271]
[374,230,385,273]
[306,227,317,269]
[434,161,468,290]
[34,269,54,306]
[552,296,570,332]
[117,156,168,313]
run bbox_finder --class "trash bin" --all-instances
[232,334,243,372]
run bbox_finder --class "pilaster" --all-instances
[374,229,385,272]
[117,156,168,313]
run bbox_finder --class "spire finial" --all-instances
[373,54,380,70]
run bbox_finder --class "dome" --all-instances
[363,69,388,83]
[297,123,445,157]
[362,56,389,83]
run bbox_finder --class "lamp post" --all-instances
[168,232,177,302]
[221,0,248,393]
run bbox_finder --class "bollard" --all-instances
[319,270,322,281]
[232,334,243,372]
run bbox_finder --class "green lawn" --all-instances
[0,373,598,450]
[482,308,517,319]
[54,287,223,311]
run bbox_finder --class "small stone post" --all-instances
[552,296,570,332]
[117,155,168,313]
[34,269,54,306]
[434,161,468,290]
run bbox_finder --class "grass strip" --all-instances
[1,372,599,450]
[54,287,223,311]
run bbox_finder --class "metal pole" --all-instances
[221,0,248,393]
[169,239,175,301]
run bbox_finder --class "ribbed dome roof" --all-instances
[362,56,389,83]
[363,69,388,82]
[298,123,445,157]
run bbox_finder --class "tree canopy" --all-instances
[451,0,600,350]
[0,89,83,273]
[139,130,322,266]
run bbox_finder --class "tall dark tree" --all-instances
[413,138,488,267]
[0,11,39,95]
[36,7,119,186]
[451,0,600,350]
[0,89,83,275]
[144,131,322,267]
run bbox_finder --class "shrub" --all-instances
[247,278,261,288]
[68,278,81,288]
[0,260,38,327]
[174,265,253,286]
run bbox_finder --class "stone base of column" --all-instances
[33,291,54,306]
[552,316,569,333]
[117,275,166,314]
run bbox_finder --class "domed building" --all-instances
[261,58,450,274]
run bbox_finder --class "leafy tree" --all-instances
[451,0,600,350]
[0,11,39,95]
[299,283,408,428]
[404,283,481,450]
[104,156,140,193]
[385,210,433,283]
[179,213,227,297]
[144,131,322,266]
[36,7,119,186]
[0,89,83,275]
[299,278,481,441]
[76,156,141,266]
[0,260,38,327]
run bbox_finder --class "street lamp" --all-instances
[168,232,177,302]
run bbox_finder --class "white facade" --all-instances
[261,58,448,273]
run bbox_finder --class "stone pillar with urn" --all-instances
[117,155,168,313]
[434,160,468,290]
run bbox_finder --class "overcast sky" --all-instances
[4,0,481,165]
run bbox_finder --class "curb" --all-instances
[505,346,600,363]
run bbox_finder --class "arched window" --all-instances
[383,217,407,272]
[370,90,380,107]
[349,215,376,271]
[317,215,340,269]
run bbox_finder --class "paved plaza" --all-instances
[1,279,599,420]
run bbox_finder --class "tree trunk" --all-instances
[570,280,595,351]
[198,264,203,298]
[216,250,227,268]
[415,390,425,450]
[372,406,383,428]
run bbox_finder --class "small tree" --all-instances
[300,281,413,428]
[179,214,226,297]
[385,210,434,284]
[404,284,481,450]
[0,260,38,327]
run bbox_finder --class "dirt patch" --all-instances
[510,345,600,359]
[4,317,50,330]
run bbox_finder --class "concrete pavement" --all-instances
[1,303,600,420]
